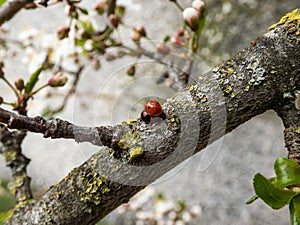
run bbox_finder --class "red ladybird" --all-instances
[144,100,163,116]
[141,100,166,124]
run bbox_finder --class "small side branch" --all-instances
[0,125,32,203]
[0,0,33,26]
[275,99,300,163]
[0,107,114,146]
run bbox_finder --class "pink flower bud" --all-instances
[108,14,120,28]
[131,29,141,42]
[104,53,116,61]
[57,26,70,40]
[171,36,185,46]
[183,7,200,31]
[157,43,170,55]
[177,28,184,37]
[134,26,147,37]
[94,1,107,15]
[126,65,135,76]
[192,0,205,14]
[48,72,68,87]
[14,78,25,91]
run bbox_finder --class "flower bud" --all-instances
[94,1,107,15]
[108,14,120,28]
[192,0,205,14]
[171,36,185,46]
[157,43,170,55]
[183,7,200,31]
[104,53,116,61]
[91,57,101,70]
[14,78,25,91]
[0,96,3,105]
[126,65,135,76]
[48,72,68,87]
[131,29,141,42]
[57,26,70,40]
[134,26,147,37]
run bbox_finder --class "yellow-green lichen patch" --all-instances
[117,132,144,160]
[167,114,180,131]
[269,8,300,30]
[118,132,143,150]
[294,127,300,134]
[129,147,143,159]
[2,151,17,163]
[127,119,137,125]
[77,169,110,206]
[247,60,266,86]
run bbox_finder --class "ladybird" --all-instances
[144,100,163,116]
[141,100,166,124]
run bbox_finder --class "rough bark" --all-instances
[1,8,300,225]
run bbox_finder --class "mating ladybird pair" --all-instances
[141,100,166,124]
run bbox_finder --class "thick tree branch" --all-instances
[3,8,300,225]
[0,0,33,26]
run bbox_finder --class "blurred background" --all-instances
[0,0,299,224]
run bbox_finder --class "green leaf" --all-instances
[80,20,94,34]
[78,7,88,15]
[290,195,300,225]
[253,173,298,209]
[247,177,277,204]
[275,158,300,187]
[24,66,43,94]
[0,0,6,7]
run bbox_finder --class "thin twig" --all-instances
[48,66,84,118]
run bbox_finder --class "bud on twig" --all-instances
[14,78,25,91]
[95,1,107,15]
[134,26,147,38]
[131,29,141,42]
[48,72,68,87]
[157,43,170,55]
[108,14,120,28]
[126,65,135,76]
[183,7,200,31]
[192,0,205,14]
[0,96,3,105]
[57,26,70,40]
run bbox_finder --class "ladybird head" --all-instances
[144,100,163,116]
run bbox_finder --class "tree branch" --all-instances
[0,0,33,26]
[3,8,300,225]
[275,97,300,163]
[0,125,32,204]
[0,107,114,146]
